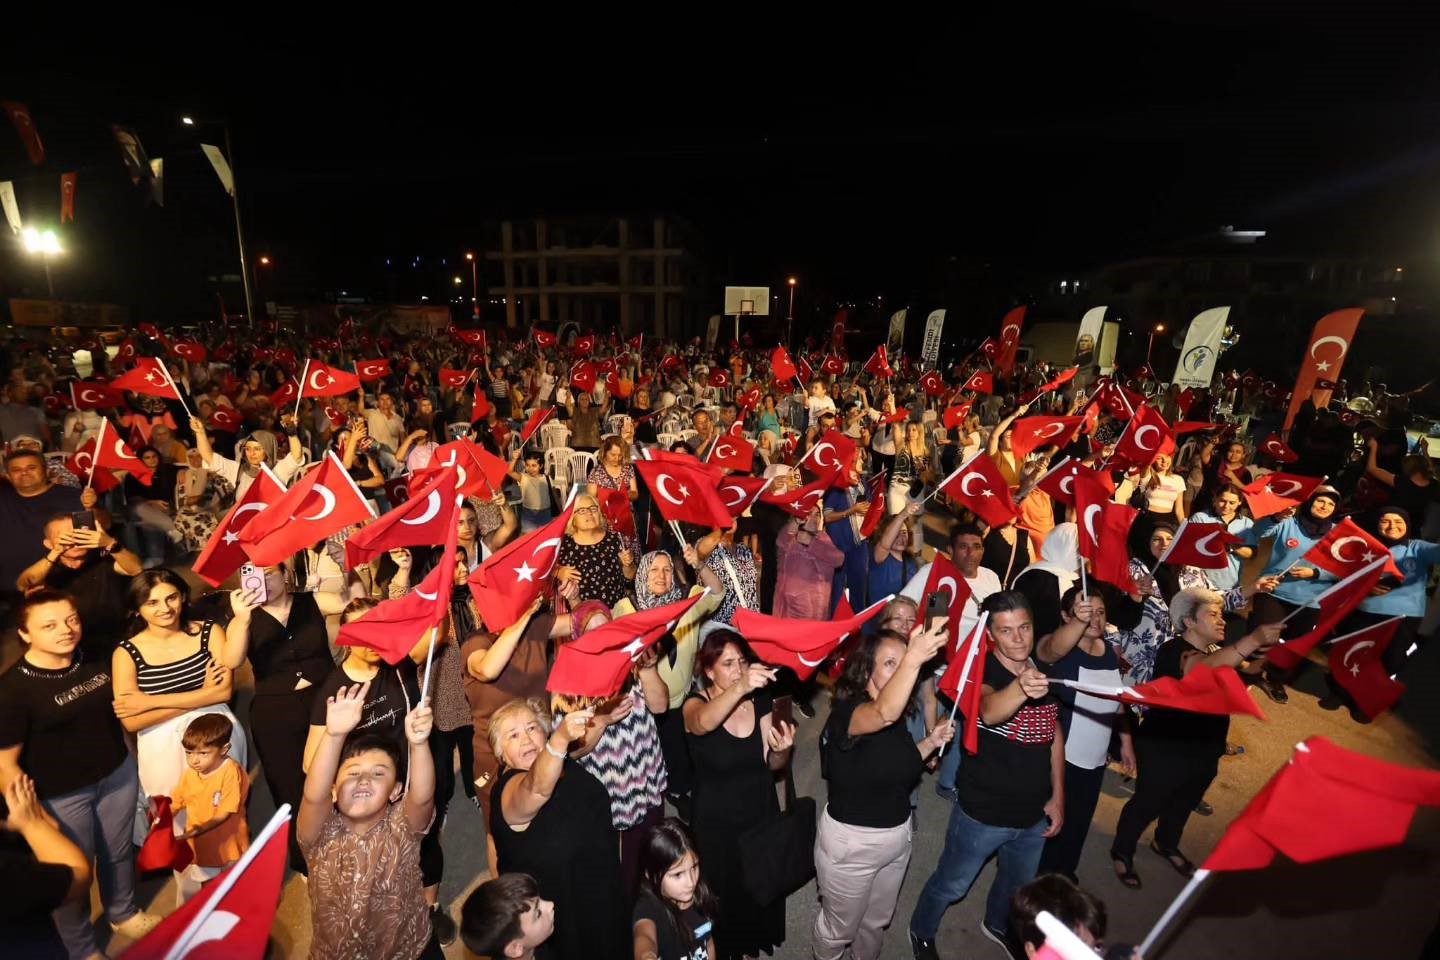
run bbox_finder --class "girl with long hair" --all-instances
[633,818,720,960]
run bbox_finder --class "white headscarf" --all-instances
[1015,521,1080,595]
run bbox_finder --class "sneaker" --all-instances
[430,905,458,946]
[1193,799,1214,816]
[1317,692,1345,711]
[1258,676,1289,704]
[935,784,960,803]
[111,912,163,939]
[981,923,1018,959]
[909,931,940,960]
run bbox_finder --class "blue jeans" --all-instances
[43,754,141,960]
[910,803,1047,939]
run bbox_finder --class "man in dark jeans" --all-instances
[909,591,1065,960]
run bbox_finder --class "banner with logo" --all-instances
[1171,306,1230,389]
[886,309,907,353]
[921,309,946,365]
[149,158,164,206]
[1073,306,1106,370]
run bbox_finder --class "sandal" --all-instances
[1110,850,1142,888]
[1150,841,1196,877]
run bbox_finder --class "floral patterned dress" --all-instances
[1113,557,1244,686]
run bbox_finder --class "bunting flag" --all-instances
[2,101,44,165]
[110,125,154,186]
[59,172,76,222]
[1284,308,1364,431]
[193,466,287,586]
[734,596,892,681]
[547,592,708,697]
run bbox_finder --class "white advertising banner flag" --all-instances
[1172,306,1230,389]
[921,309,946,365]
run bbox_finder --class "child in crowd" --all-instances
[298,682,439,960]
[1010,873,1139,960]
[459,873,555,960]
[633,818,717,960]
[509,450,555,532]
[170,712,250,905]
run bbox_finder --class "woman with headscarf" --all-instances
[190,414,305,508]
[1237,484,1342,703]
[1012,521,1080,640]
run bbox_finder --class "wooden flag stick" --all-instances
[294,359,311,424]
[937,612,989,760]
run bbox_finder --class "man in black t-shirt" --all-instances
[909,591,1063,960]
[0,451,89,607]
[17,514,142,659]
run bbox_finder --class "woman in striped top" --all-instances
[112,570,247,820]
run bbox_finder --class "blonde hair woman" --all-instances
[554,493,637,606]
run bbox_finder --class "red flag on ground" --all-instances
[635,457,735,529]
[1154,519,1243,570]
[715,474,771,519]
[942,401,973,431]
[709,433,755,473]
[193,466,287,586]
[438,368,471,389]
[937,614,991,754]
[771,346,798,382]
[345,467,460,567]
[110,358,183,400]
[1111,405,1173,470]
[859,470,889,539]
[238,452,374,567]
[1051,663,1266,720]
[863,345,893,379]
[355,358,392,382]
[936,454,1018,528]
[1009,415,1083,459]
[1259,434,1299,463]
[1074,474,1137,592]
[125,808,290,960]
[1267,556,1390,670]
[962,371,994,395]
[1304,517,1402,580]
[547,593,708,697]
[760,475,831,519]
[469,501,576,632]
[1240,471,1325,519]
[71,382,126,410]
[735,597,892,681]
[796,429,857,483]
[297,360,362,398]
[338,510,459,665]
[995,306,1026,375]
[1285,308,1364,431]
[1328,617,1407,719]
[520,406,557,445]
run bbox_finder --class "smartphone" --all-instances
[239,563,268,603]
[924,591,948,632]
[772,695,795,730]
[71,510,95,530]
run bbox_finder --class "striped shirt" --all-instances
[117,622,215,695]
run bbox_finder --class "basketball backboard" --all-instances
[723,286,771,316]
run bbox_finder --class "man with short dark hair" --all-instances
[909,590,1064,960]
[17,513,141,658]
[0,451,88,607]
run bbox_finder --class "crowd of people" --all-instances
[0,317,1433,960]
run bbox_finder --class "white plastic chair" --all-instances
[541,420,572,451]
[545,446,574,500]
[606,414,631,437]
[656,432,680,449]
[568,451,598,492]
[678,428,698,443]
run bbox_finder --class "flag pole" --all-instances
[294,359,311,424]
[1137,869,1211,958]
[157,359,195,420]
[937,612,988,760]
[86,418,105,489]
[1079,555,1088,599]
[163,804,293,960]
[419,625,440,706]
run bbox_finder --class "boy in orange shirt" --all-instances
[170,712,250,905]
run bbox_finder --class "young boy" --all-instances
[1010,873,1118,959]
[459,873,555,959]
[298,681,438,960]
[171,713,250,905]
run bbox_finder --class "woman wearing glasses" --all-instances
[555,493,638,607]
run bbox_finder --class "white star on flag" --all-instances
[514,561,537,582]
[1316,361,1331,372]
[222,531,238,545]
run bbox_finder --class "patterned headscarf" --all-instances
[633,550,684,610]
[569,600,612,643]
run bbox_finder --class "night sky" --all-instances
[3,9,1440,320]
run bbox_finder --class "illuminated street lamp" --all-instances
[786,276,798,347]
[21,226,62,298]
[465,252,479,318]
[1147,322,1167,365]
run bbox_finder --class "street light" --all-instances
[786,276,798,347]
[465,252,479,319]
[20,226,62,299]
[180,115,256,326]
[1146,322,1167,365]
[255,255,272,301]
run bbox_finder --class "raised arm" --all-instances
[298,682,367,846]
[847,620,947,737]
[682,664,774,735]
[1035,595,1094,664]
[499,710,593,829]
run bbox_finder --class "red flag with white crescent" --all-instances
[60,171,76,222]
[345,467,461,567]
[1008,415,1083,459]
[193,466,287,586]
[1285,308,1363,431]
[963,371,994,395]
[1240,471,1324,519]
[355,358,391,382]
[547,593,708,697]
[297,360,361,399]
[735,596,891,681]
[994,306,1026,375]
[237,452,374,567]
[1154,520,1243,570]
[1303,517,1402,580]
[2,101,45,165]
[469,501,576,632]
[936,453,1017,528]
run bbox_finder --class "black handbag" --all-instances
[736,795,817,906]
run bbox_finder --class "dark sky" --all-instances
[4,8,1440,315]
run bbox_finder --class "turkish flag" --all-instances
[771,347,798,381]
[125,810,290,960]
[171,340,207,363]
[238,452,375,567]
[346,467,460,567]
[469,502,575,632]
[1156,520,1242,570]
[383,476,412,507]
[572,334,596,355]
[877,408,910,427]
[937,615,991,754]
[70,381,126,410]
[251,347,274,365]
[922,552,975,650]
[963,371,994,395]
[709,433,755,473]
[627,333,644,352]
[942,401,973,431]
[1132,363,1155,381]
[760,475,831,519]
[937,454,1018,528]
[438,368,472,389]
[976,337,999,361]
[1203,736,1440,873]
[1258,434,1299,464]
[135,795,192,874]
[1055,663,1266,720]
[863,346,893,379]
[920,370,948,397]
[822,354,846,376]
[58,171,77,223]
[1267,556,1390,670]
[267,380,300,409]
[707,369,730,389]
[1009,415,1083,459]
[1039,366,1079,393]
[298,360,361,399]
[994,306,1026,375]
[736,387,762,411]
[92,420,153,485]
[1327,617,1406,718]
[208,407,242,432]
[273,349,298,373]
[796,429,857,484]
[858,470,890,539]
[355,358,391,382]
[1035,458,1113,509]
[1285,308,1364,431]
[419,439,509,498]
[1240,471,1325,520]
[735,597,891,681]
[110,358,183,400]
[534,330,558,349]
[1304,517,1402,580]
[193,466,287,587]
[518,406,556,445]
[1074,474,1137,592]
[715,474,770,519]
[635,458,735,529]
[44,391,71,416]
[66,440,120,493]
[2,101,45,165]
[660,354,685,376]
[338,510,459,665]
[454,328,486,346]
[826,592,861,679]
[797,355,815,384]
[1092,379,1141,419]
[471,381,493,421]
[1111,405,1173,470]
[570,361,597,392]
[548,593,707,697]
[1174,420,1221,435]
[316,404,347,430]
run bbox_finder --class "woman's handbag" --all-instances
[737,794,817,906]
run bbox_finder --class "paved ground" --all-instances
[96,524,1440,960]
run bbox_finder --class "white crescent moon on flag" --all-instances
[308,370,333,391]
[1037,421,1065,438]
[716,442,735,460]
[74,452,92,471]
[1194,531,1226,556]
[361,363,381,377]
[415,586,439,601]
[1059,475,1076,496]
[301,485,337,522]
[1268,479,1302,497]
[113,439,137,461]
[937,576,959,604]
[400,490,443,526]
[797,650,827,668]
[1341,639,1374,669]
[1330,536,1366,563]
[1310,335,1349,360]
[1134,425,1160,451]
[720,484,746,507]
[812,442,836,470]
[533,535,564,578]
[960,473,986,497]
[799,490,823,512]
[231,502,266,525]
[80,389,101,404]
[1083,504,1102,544]
[1002,323,1021,342]
[655,473,686,505]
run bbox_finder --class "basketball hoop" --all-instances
[724,287,768,347]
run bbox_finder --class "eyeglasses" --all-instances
[575,506,602,516]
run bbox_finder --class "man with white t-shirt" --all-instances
[902,522,1001,801]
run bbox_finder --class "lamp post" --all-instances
[1146,322,1167,366]
[182,115,256,326]
[21,227,62,299]
[786,276,798,347]
[465,252,479,319]
[255,254,271,301]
